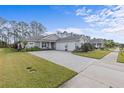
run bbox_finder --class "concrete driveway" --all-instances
[29,49,124,88]
[29,50,98,73]
[60,62,124,88]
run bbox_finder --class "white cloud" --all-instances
[76,7,92,16]
[76,5,124,40]
[76,6,124,32]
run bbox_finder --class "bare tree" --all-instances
[17,21,30,41]
[0,17,47,48]
[9,21,19,43]
[2,27,11,45]
[0,17,7,47]
[30,21,46,37]
[0,17,6,26]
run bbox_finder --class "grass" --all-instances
[73,49,111,59]
[117,49,124,63]
[0,48,77,88]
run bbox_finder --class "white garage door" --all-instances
[56,42,76,51]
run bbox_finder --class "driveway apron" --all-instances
[29,51,97,73]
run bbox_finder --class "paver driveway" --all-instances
[30,48,124,88]
[29,51,97,73]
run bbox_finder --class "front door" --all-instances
[65,44,68,51]
[51,42,55,50]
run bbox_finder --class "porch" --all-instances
[40,42,56,50]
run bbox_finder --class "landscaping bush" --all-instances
[81,43,94,52]
[20,46,42,52]
[100,47,105,50]
[81,43,89,52]
[25,46,42,51]
[0,41,7,48]
[89,43,95,51]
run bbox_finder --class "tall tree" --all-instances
[30,21,46,37]
[2,27,11,44]
[105,40,115,48]
[0,17,47,47]
[9,21,19,43]
[17,21,30,41]
[0,17,6,26]
[0,17,7,46]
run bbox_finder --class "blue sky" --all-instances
[0,5,124,43]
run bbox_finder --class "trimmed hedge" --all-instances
[22,46,42,52]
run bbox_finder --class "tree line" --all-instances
[0,17,46,47]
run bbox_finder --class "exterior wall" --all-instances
[35,42,40,47]
[78,36,89,47]
[26,42,35,48]
[92,43,104,48]
[56,42,78,51]
[40,42,42,48]
[26,41,41,48]
[26,41,54,49]
[56,37,89,51]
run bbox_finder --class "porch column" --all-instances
[49,42,51,49]
[40,42,42,48]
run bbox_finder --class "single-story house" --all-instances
[25,33,91,51]
[90,38,105,48]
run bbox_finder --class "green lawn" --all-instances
[73,49,111,59]
[117,51,124,63]
[0,48,77,88]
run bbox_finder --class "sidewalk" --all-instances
[100,48,119,63]
[60,48,124,88]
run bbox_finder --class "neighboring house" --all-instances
[90,38,105,48]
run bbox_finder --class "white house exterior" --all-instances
[56,35,90,51]
[25,31,105,51]
[26,34,59,50]
[90,38,105,48]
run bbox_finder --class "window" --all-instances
[97,43,101,46]
[42,42,46,47]
[29,42,33,45]
[81,43,83,46]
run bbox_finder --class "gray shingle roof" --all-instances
[25,35,44,42]
[90,38,105,43]
[41,34,59,42]
[57,35,82,42]
[25,34,59,42]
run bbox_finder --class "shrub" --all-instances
[89,43,95,51]
[81,43,94,52]
[81,43,89,52]
[26,46,42,51]
[0,41,7,48]
[21,46,42,52]
[100,47,105,50]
